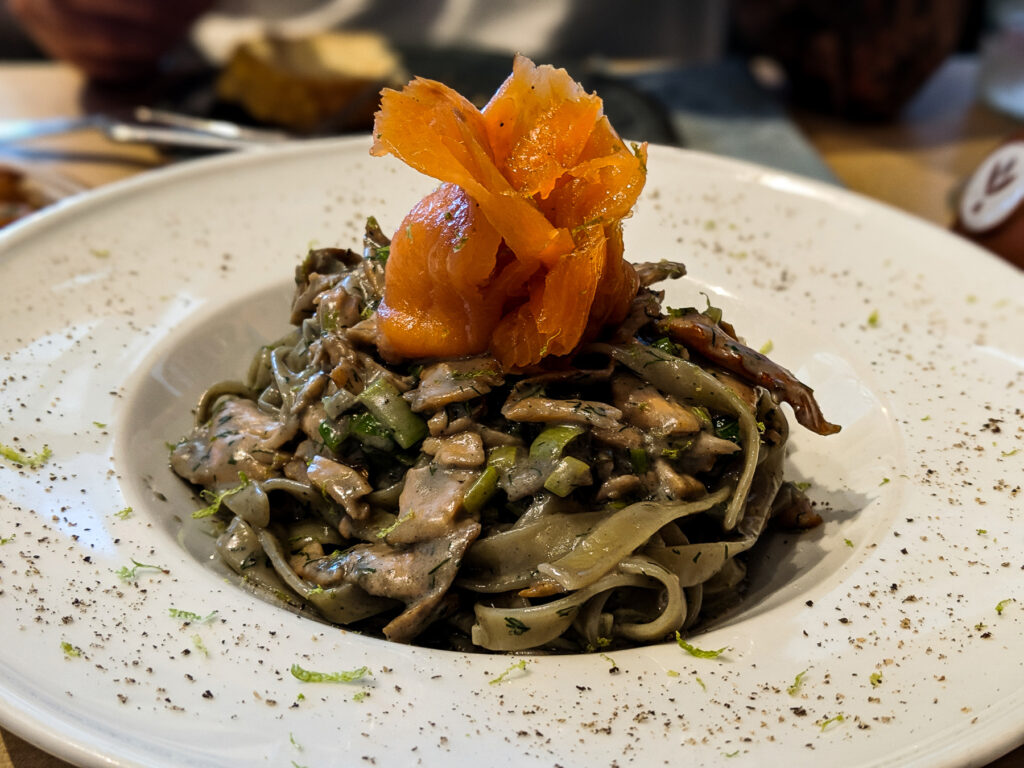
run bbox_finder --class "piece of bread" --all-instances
[216,32,405,133]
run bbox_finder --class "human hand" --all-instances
[7,0,215,81]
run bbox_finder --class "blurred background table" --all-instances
[0,54,1021,768]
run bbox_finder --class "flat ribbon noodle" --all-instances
[598,343,759,531]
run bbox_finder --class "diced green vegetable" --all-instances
[487,445,520,470]
[350,411,395,452]
[464,466,498,513]
[543,456,592,497]
[529,425,585,463]
[357,377,426,449]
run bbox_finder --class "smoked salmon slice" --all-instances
[371,55,647,369]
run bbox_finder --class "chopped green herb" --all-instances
[61,641,81,657]
[920,415,931,422]
[168,608,218,624]
[787,669,808,696]
[758,340,774,355]
[1001,448,1019,457]
[725,750,740,758]
[114,507,133,520]
[115,558,168,581]
[352,691,369,702]
[192,634,209,656]
[795,481,812,492]
[289,732,302,750]
[977,529,988,535]
[844,538,854,548]
[651,337,679,356]
[90,248,110,259]
[92,421,107,428]
[869,672,882,687]
[867,310,879,327]
[819,713,845,731]
[290,663,370,683]
[666,669,680,678]
[674,632,727,658]
[695,676,706,691]
[879,477,890,486]
[712,415,740,442]
[427,557,451,575]
[996,598,1013,615]
[489,659,527,685]
[699,292,723,325]
[318,419,349,452]
[600,653,619,671]
[0,442,51,468]
[0,534,13,545]
[504,617,530,636]
[193,473,249,519]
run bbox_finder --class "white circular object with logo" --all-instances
[959,139,1024,232]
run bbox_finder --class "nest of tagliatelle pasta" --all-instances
[169,57,840,653]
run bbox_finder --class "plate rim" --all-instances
[0,135,1021,768]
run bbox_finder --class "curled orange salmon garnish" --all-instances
[370,54,647,370]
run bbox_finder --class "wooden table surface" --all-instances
[0,58,1021,768]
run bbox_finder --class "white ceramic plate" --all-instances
[0,138,1021,768]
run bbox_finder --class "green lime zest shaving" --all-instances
[290,663,370,683]
[788,669,808,696]
[819,713,845,731]
[0,442,51,468]
[169,608,218,623]
[115,558,168,581]
[675,632,727,658]
[193,473,249,519]
[61,641,81,657]
[376,512,413,539]
[489,659,528,685]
